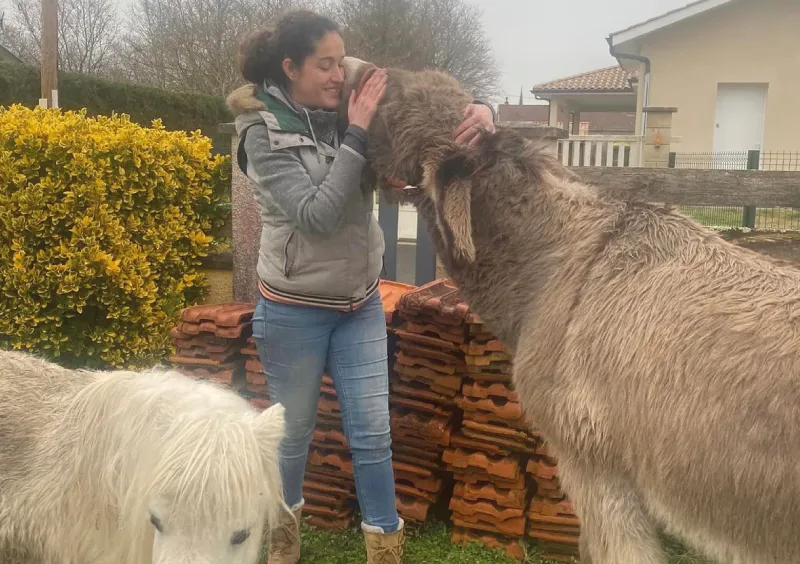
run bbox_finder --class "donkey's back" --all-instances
[523,208,800,564]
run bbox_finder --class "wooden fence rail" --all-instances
[380,167,800,285]
[576,168,800,207]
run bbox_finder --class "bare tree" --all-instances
[416,0,501,100]
[119,0,499,98]
[123,0,307,96]
[5,0,122,75]
[4,0,499,102]
[329,0,501,100]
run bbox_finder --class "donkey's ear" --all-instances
[423,150,477,264]
[340,57,375,104]
[254,403,285,454]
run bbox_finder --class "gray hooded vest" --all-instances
[228,83,385,309]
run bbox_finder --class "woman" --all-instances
[227,10,495,564]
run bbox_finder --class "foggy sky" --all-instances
[470,0,692,104]
[0,0,694,104]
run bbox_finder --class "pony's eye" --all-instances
[230,529,250,546]
[149,513,164,533]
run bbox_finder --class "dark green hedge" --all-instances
[0,61,232,154]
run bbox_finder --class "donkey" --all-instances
[340,57,800,564]
[0,350,286,564]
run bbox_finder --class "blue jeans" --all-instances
[252,292,400,532]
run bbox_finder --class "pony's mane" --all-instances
[59,366,283,560]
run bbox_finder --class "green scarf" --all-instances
[255,87,341,148]
[255,89,311,135]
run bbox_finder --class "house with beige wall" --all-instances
[536,0,800,161]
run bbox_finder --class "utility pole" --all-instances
[40,0,58,108]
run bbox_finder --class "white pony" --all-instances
[0,350,286,564]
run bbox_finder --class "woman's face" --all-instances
[284,31,346,110]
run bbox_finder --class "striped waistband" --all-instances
[258,278,380,312]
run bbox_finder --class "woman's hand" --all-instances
[348,69,388,131]
[454,103,496,146]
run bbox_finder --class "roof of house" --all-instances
[531,66,638,94]
[0,44,22,64]
[608,0,736,47]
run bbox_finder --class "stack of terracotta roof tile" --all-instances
[169,303,254,390]
[239,337,271,411]
[303,374,358,530]
[388,279,472,524]
[525,441,580,562]
[378,280,417,328]
[444,430,531,560]
[397,282,531,560]
[451,527,527,561]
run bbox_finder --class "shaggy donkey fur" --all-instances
[0,350,286,564]
[341,58,800,564]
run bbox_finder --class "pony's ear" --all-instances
[254,403,285,454]
[423,149,477,264]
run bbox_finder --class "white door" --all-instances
[713,83,768,168]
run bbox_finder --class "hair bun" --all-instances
[238,26,278,84]
[236,11,341,88]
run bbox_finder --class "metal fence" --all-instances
[671,151,747,170]
[760,151,800,171]
[669,150,800,231]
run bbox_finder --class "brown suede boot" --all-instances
[362,518,405,564]
[265,505,302,564]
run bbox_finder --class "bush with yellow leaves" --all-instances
[0,104,229,369]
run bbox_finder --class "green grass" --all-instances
[260,519,712,563]
[677,205,800,230]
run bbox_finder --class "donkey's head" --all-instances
[145,399,286,564]
[340,57,573,268]
[340,56,481,264]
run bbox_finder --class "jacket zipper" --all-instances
[283,231,295,277]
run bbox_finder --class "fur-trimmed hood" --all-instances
[227,81,340,149]
[226,84,267,117]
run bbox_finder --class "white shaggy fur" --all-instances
[0,350,286,564]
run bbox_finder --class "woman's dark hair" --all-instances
[238,10,341,87]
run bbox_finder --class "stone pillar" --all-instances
[220,123,261,304]
[571,110,581,135]
[633,61,647,136]
[642,107,677,169]
[495,122,569,156]
[548,100,559,127]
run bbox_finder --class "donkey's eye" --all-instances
[230,529,250,546]
[149,513,164,533]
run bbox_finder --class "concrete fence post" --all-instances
[642,107,677,169]
[742,150,760,229]
[220,123,261,304]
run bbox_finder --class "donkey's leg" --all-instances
[559,462,666,564]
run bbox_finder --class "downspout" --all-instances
[607,35,651,138]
